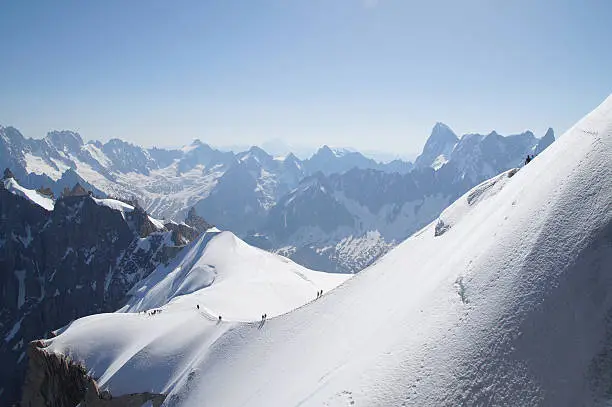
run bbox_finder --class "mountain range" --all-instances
[17,94,611,406]
[0,123,554,273]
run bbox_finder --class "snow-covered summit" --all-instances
[121,229,350,320]
[42,94,612,406]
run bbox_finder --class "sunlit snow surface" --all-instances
[3,178,54,211]
[120,230,349,320]
[47,96,612,406]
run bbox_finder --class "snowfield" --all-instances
[45,95,612,406]
[3,178,54,211]
[120,229,350,320]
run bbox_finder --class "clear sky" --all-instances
[1,0,611,156]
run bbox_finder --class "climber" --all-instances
[218,315,222,322]
[197,304,200,310]
[525,154,531,165]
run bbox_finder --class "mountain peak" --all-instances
[248,145,269,156]
[432,121,452,132]
[430,122,459,142]
[45,130,84,152]
[535,127,556,155]
[414,122,459,168]
[316,145,334,156]
[544,127,555,139]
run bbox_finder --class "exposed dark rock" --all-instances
[0,188,190,405]
[4,167,15,180]
[21,340,166,407]
[184,207,212,234]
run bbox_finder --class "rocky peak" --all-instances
[0,126,27,148]
[415,122,459,169]
[185,207,212,234]
[46,130,84,153]
[4,167,15,180]
[313,145,335,159]
[535,128,555,155]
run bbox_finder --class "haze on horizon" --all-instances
[1,0,611,158]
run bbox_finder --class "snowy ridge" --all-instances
[3,178,54,211]
[92,197,165,230]
[45,229,349,397]
[44,94,612,406]
[121,229,350,321]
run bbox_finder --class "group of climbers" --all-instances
[142,309,162,316]
[193,289,326,326]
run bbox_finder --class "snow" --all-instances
[23,153,65,180]
[3,178,54,211]
[431,153,449,170]
[92,197,165,230]
[45,95,612,406]
[14,270,26,309]
[82,143,112,167]
[147,216,165,230]
[121,230,350,321]
[45,230,349,396]
[4,318,22,342]
[92,197,134,214]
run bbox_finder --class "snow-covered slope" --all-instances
[121,229,350,320]
[43,94,612,406]
[43,229,349,399]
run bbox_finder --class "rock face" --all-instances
[21,340,166,407]
[0,183,193,405]
[414,122,459,169]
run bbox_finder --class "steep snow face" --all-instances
[45,95,611,406]
[121,230,350,320]
[3,178,54,211]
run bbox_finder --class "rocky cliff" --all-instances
[21,340,166,407]
[0,179,195,405]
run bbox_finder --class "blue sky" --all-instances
[1,0,611,157]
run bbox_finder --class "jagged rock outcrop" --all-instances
[21,341,166,407]
[184,207,212,234]
[0,186,191,405]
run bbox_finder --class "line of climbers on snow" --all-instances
[141,309,163,316]
[192,288,325,326]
